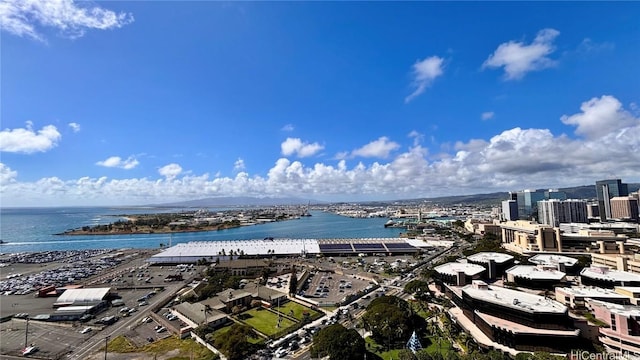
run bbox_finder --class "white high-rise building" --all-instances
[538,199,588,227]
[501,200,518,221]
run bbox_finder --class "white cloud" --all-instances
[481,112,495,121]
[0,0,134,42]
[578,38,614,53]
[96,156,139,170]
[68,122,80,132]
[561,95,638,139]
[407,131,424,146]
[0,163,18,185]
[281,124,294,132]
[483,28,559,80]
[2,95,639,206]
[158,163,182,180]
[234,158,246,172]
[0,121,61,153]
[405,56,444,103]
[351,137,400,159]
[280,137,324,158]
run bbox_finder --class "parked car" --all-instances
[21,346,38,356]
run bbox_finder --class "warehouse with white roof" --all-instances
[148,237,443,264]
[53,287,112,308]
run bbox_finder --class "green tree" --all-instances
[289,266,298,295]
[362,296,422,350]
[213,324,258,360]
[404,279,432,299]
[224,275,242,290]
[397,349,418,360]
[311,324,365,360]
[576,255,592,270]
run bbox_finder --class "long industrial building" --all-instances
[148,237,437,264]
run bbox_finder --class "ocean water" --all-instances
[0,207,404,253]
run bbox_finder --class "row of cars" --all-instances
[1,251,124,296]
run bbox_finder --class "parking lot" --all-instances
[1,317,101,358]
[0,253,196,359]
[300,270,371,306]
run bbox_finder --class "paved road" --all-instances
[290,241,465,360]
[65,282,182,359]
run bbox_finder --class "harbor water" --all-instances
[0,207,405,253]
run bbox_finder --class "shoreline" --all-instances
[56,223,243,236]
[56,209,302,236]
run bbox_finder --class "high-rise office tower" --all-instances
[586,203,600,220]
[538,199,588,227]
[508,189,566,221]
[502,200,518,221]
[610,196,639,221]
[596,179,629,221]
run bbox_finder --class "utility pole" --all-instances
[24,317,29,349]
[104,335,110,360]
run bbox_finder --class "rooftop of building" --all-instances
[587,299,640,318]
[462,280,567,314]
[149,237,436,262]
[151,239,322,259]
[55,287,111,304]
[529,254,578,267]
[475,311,580,336]
[434,262,486,277]
[615,286,640,296]
[556,286,629,299]
[174,301,227,325]
[506,265,566,281]
[467,252,514,264]
[500,220,553,231]
[405,238,455,248]
[580,266,640,282]
[217,288,252,303]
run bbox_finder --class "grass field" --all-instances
[106,335,217,360]
[275,301,321,320]
[239,307,296,336]
[212,324,264,344]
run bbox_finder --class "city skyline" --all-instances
[1,1,639,207]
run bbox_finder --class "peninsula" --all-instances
[58,207,307,235]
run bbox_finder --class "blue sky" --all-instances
[1,1,639,206]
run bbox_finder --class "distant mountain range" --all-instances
[414,183,640,206]
[151,183,639,208]
[149,196,320,208]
